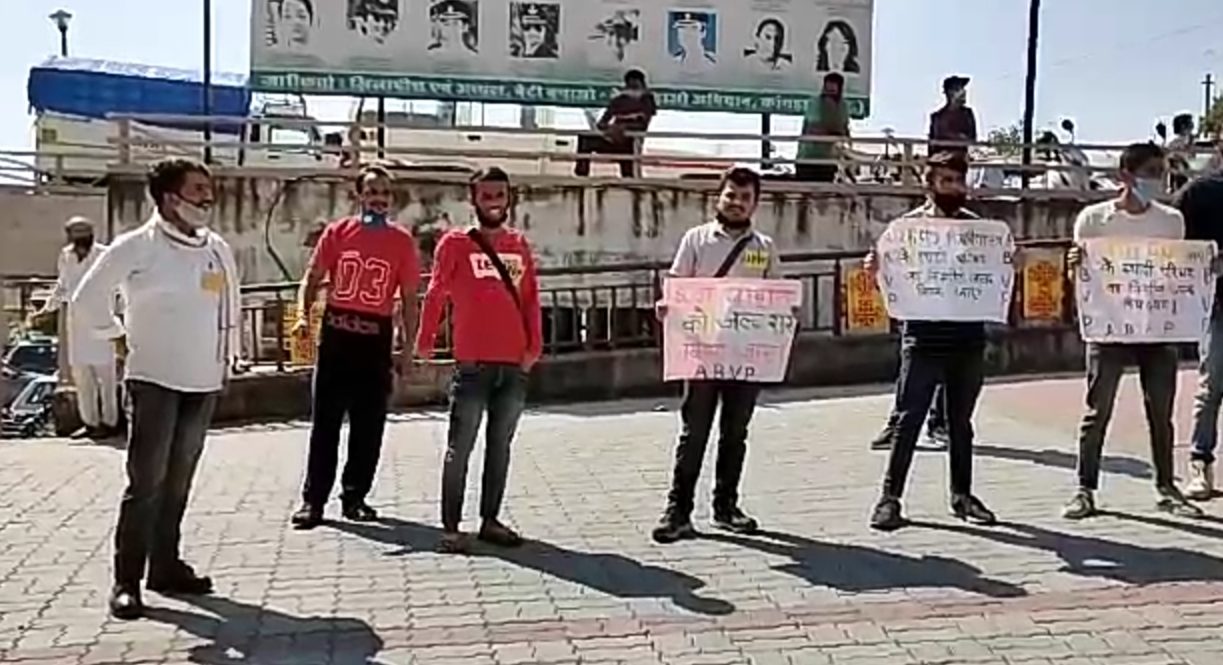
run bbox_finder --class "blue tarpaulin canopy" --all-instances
[27,57,252,134]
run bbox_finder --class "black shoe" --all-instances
[651,512,696,544]
[108,585,144,620]
[147,562,213,596]
[290,503,324,530]
[711,506,760,534]
[870,428,893,450]
[951,493,997,525]
[341,500,378,522]
[870,496,905,531]
[1156,485,1206,518]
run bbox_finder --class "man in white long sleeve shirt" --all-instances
[37,216,121,438]
[71,158,241,621]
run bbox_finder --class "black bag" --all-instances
[467,228,530,337]
[713,233,756,278]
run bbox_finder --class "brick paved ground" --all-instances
[2,369,1223,664]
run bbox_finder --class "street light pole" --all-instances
[1020,0,1041,189]
[203,0,213,164]
[49,10,72,57]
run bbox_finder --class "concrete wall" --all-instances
[105,172,1100,284]
[213,327,1091,425]
[0,186,106,276]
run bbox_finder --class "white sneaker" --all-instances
[1185,460,1215,501]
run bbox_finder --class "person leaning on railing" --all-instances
[574,69,657,179]
[795,72,850,183]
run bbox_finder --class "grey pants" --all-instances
[114,380,217,586]
[1076,343,1178,492]
[440,364,528,531]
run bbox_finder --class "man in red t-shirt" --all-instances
[415,166,542,553]
[290,165,421,529]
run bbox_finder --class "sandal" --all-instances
[478,520,524,548]
[436,532,470,554]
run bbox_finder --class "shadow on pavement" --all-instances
[145,594,384,665]
[332,517,735,616]
[921,520,1223,585]
[974,444,1153,480]
[703,529,1027,599]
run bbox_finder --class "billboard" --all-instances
[250,0,873,117]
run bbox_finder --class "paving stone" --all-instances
[1,373,1223,663]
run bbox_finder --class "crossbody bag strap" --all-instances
[713,232,755,278]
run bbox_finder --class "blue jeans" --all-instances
[1191,306,1223,464]
[440,363,528,531]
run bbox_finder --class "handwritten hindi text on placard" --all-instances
[663,278,803,383]
[875,218,1017,323]
[1076,238,1217,343]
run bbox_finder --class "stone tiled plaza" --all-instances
[2,371,1223,664]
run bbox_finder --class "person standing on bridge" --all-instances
[35,216,121,440]
[1178,160,1223,500]
[652,166,782,544]
[71,158,240,620]
[1063,142,1203,520]
[415,167,542,554]
[864,151,998,532]
[290,164,421,530]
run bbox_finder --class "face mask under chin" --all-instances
[176,201,213,228]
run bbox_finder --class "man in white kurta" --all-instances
[41,217,120,438]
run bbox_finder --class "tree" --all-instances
[986,122,1024,155]
[1204,95,1223,139]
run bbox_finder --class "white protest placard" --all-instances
[662,278,803,383]
[875,218,1016,322]
[1075,238,1217,343]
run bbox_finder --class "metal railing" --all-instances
[11,112,1218,195]
[3,241,1076,372]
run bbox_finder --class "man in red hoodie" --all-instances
[290,164,421,530]
[415,167,543,554]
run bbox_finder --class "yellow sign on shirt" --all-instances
[200,270,226,293]
[742,250,769,270]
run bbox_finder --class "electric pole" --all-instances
[1204,73,1216,119]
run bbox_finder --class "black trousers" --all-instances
[114,380,217,586]
[301,308,394,508]
[666,381,762,517]
[574,135,636,178]
[1076,343,1178,491]
[882,345,985,498]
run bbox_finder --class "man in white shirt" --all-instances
[36,216,120,438]
[1063,142,1203,521]
[72,158,241,621]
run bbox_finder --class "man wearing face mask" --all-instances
[1062,142,1203,520]
[290,165,421,530]
[864,152,997,531]
[652,167,783,544]
[34,216,120,439]
[575,69,657,178]
[71,158,241,619]
[415,167,542,554]
[928,76,978,158]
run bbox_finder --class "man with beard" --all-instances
[864,151,998,532]
[415,167,542,554]
[796,73,850,183]
[652,166,783,544]
[290,165,421,529]
[35,216,121,439]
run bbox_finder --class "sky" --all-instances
[1,0,1221,161]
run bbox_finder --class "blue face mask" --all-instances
[361,210,388,227]
[1131,177,1163,206]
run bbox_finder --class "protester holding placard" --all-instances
[864,151,1001,532]
[652,166,783,544]
[1176,167,1223,499]
[1064,142,1204,520]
